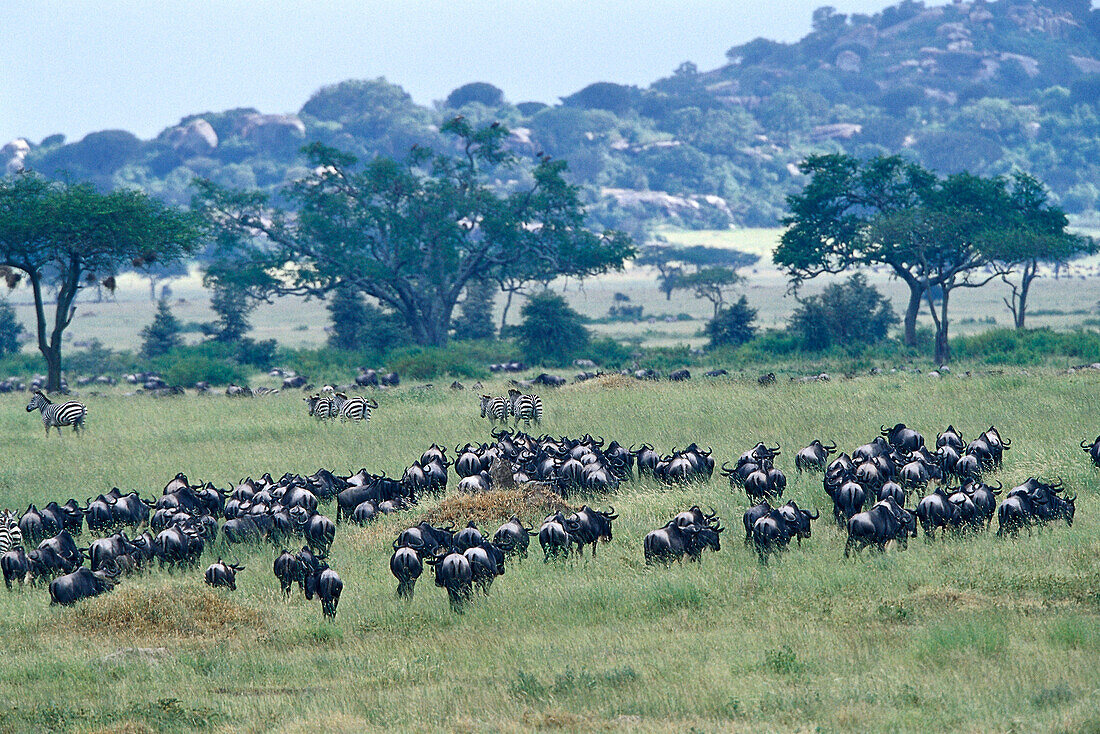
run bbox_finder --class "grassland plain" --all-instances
[0,373,1098,733]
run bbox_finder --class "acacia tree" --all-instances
[776,155,1081,361]
[636,244,758,300]
[666,266,743,318]
[196,118,633,347]
[994,173,1093,329]
[0,174,201,390]
[776,154,933,347]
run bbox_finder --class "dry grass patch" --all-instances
[85,723,157,734]
[71,583,262,638]
[422,484,574,526]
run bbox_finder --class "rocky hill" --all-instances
[5,0,1100,235]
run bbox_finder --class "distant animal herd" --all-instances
[2,384,1096,617]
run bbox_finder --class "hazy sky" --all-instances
[4,1,921,145]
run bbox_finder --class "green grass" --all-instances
[0,372,1099,732]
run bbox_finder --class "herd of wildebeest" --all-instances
[0,416,1095,617]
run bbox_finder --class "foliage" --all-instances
[206,280,255,343]
[789,273,898,350]
[196,119,633,347]
[664,266,743,317]
[327,284,371,351]
[777,154,1080,362]
[452,279,497,341]
[140,299,183,358]
[0,299,22,358]
[637,244,758,301]
[704,295,757,348]
[0,173,201,389]
[154,349,246,386]
[516,290,590,366]
[444,82,504,109]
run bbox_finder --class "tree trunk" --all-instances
[1015,264,1035,330]
[934,289,950,365]
[44,343,62,393]
[903,281,922,347]
[500,289,515,332]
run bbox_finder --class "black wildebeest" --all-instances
[205,559,244,590]
[538,514,578,561]
[643,522,722,565]
[48,566,119,606]
[493,515,533,558]
[463,541,506,595]
[1,547,29,589]
[915,488,960,539]
[845,498,915,557]
[1081,436,1100,468]
[567,506,617,557]
[795,440,836,473]
[390,543,422,600]
[428,551,473,611]
[304,564,343,619]
[273,549,301,599]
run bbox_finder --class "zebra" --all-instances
[305,394,337,419]
[331,393,378,422]
[479,395,509,424]
[0,511,21,555]
[507,388,543,426]
[26,390,87,436]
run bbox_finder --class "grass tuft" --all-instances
[421,484,573,526]
[69,583,262,638]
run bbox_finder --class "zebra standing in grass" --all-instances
[480,394,509,424]
[0,511,21,555]
[305,394,337,419]
[331,393,379,423]
[26,390,87,436]
[507,388,543,427]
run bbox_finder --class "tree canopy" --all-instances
[195,118,633,347]
[0,174,201,389]
[776,154,1086,362]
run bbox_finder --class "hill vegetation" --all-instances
[6,0,1100,238]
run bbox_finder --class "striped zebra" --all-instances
[305,394,337,419]
[0,511,21,555]
[479,395,509,424]
[26,390,87,436]
[332,393,378,422]
[507,388,543,426]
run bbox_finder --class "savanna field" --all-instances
[0,373,1099,733]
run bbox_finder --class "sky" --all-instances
[3,0,924,145]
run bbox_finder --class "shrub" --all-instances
[516,291,590,366]
[140,299,183,357]
[208,281,254,343]
[157,351,245,387]
[705,295,757,348]
[235,338,277,369]
[327,285,371,351]
[788,273,897,351]
[585,337,632,368]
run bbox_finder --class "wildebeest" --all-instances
[463,541,506,595]
[567,506,617,557]
[795,440,836,473]
[643,521,722,565]
[428,551,473,611]
[273,549,301,598]
[48,566,118,605]
[304,565,343,619]
[205,559,244,590]
[914,488,959,539]
[882,423,925,453]
[493,515,533,558]
[845,498,915,557]
[1,546,28,589]
[1081,436,1100,468]
[538,513,578,561]
[390,543,423,600]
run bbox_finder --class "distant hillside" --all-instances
[5,0,1100,237]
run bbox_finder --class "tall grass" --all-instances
[0,372,1097,732]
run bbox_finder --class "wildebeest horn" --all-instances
[1067,493,1077,502]
[1082,440,1091,450]
[990,481,1002,493]
[880,425,889,435]
[808,508,820,519]
[705,505,717,519]
[824,442,836,451]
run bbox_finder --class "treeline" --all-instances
[8,0,1100,237]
